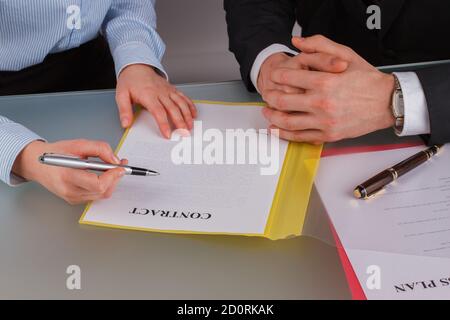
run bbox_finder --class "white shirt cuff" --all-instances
[393,72,431,136]
[250,44,298,93]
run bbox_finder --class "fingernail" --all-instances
[121,117,128,128]
[297,37,305,42]
[119,169,125,177]
[113,154,120,164]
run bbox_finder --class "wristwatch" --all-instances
[391,74,405,135]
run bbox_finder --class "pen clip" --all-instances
[42,153,82,159]
[39,153,83,163]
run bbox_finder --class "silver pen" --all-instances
[38,153,159,176]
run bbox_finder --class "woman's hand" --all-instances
[116,64,197,138]
[12,139,126,205]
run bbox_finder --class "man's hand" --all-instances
[262,35,396,144]
[116,64,197,139]
[258,53,305,95]
[258,51,347,96]
[12,140,126,205]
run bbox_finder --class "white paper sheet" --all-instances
[82,103,288,235]
[316,145,450,299]
[347,248,450,299]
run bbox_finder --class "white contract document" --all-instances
[316,145,450,299]
[81,102,289,236]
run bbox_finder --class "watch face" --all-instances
[393,90,404,118]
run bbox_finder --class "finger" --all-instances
[159,95,188,130]
[69,170,106,193]
[262,90,316,113]
[72,140,120,165]
[268,81,303,94]
[178,91,198,119]
[262,108,318,131]
[170,92,194,130]
[64,166,124,195]
[66,191,113,204]
[294,53,348,73]
[271,68,332,90]
[140,96,172,138]
[58,183,101,205]
[292,36,354,60]
[103,170,124,199]
[280,85,304,94]
[79,159,128,196]
[270,125,325,144]
[60,185,85,205]
[97,167,126,197]
[277,57,315,93]
[115,90,134,128]
[279,55,304,70]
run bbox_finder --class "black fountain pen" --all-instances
[354,144,443,200]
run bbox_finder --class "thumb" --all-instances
[115,90,134,128]
[292,35,354,61]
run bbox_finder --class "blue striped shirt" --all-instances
[0,0,166,186]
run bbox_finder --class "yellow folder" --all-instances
[80,101,322,240]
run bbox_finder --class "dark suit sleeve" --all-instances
[224,0,298,91]
[415,65,450,145]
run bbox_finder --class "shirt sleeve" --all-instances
[393,72,431,136]
[0,116,44,186]
[250,44,298,93]
[102,0,168,79]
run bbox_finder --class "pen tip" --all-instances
[146,171,160,176]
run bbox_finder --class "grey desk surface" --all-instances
[0,80,420,299]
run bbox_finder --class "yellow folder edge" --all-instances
[79,100,322,240]
[263,142,322,240]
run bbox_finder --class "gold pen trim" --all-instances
[353,187,363,199]
[387,167,398,180]
[354,186,386,200]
